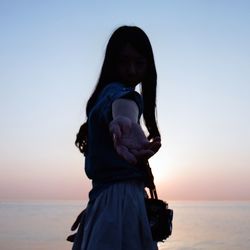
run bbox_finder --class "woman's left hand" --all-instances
[109,116,161,164]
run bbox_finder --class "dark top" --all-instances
[85,82,147,200]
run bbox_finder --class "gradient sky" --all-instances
[0,0,249,200]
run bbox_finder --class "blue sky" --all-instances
[0,0,249,200]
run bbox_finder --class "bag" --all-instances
[145,188,173,242]
[144,162,173,242]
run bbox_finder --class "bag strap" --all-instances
[144,161,158,200]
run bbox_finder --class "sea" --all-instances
[0,200,250,250]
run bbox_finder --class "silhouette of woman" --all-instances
[72,26,161,250]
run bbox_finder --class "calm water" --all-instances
[0,200,250,250]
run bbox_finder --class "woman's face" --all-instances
[116,43,147,86]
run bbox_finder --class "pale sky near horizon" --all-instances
[0,0,249,200]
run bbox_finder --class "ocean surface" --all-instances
[0,200,250,250]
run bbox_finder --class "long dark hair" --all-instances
[75,26,160,154]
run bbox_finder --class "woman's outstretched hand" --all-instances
[109,116,161,164]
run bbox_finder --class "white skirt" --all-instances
[73,180,158,250]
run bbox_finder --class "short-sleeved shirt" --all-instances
[85,82,146,200]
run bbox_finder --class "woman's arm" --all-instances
[110,99,161,164]
[112,98,139,123]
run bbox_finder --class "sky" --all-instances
[0,0,249,201]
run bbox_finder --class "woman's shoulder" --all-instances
[101,82,143,114]
[101,82,126,96]
[91,82,143,122]
[98,82,132,100]
[102,82,140,98]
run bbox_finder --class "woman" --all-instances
[73,25,161,250]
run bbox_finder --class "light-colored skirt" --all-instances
[73,180,158,250]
